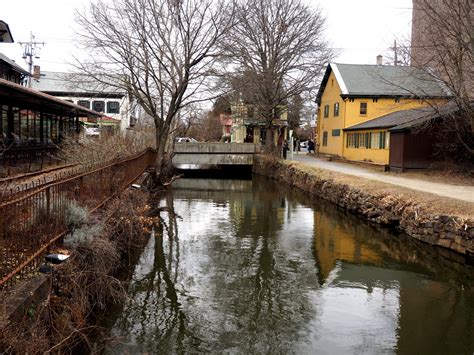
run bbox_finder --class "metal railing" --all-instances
[0,145,61,177]
[0,148,156,289]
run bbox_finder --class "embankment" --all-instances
[0,188,157,354]
[253,155,473,256]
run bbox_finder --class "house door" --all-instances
[244,126,254,143]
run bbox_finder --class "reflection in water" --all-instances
[105,177,474,354]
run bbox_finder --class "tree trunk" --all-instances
[264,126,280,156]
[147,125,176,189]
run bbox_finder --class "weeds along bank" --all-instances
[0,189,158,354]
[253,155,473,256]
[58,127,156,166]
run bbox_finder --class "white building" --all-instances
[31,70,134,131]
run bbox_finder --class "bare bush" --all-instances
[57,127,155,166]
[0,189,154,354]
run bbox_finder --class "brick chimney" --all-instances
[33,65,40,79]
[376,55,383,66]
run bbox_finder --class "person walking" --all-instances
[283,140,289,159]
[308,139,315,154]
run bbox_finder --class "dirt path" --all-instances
[291,154,474,204]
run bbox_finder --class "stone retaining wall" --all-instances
[253,156,473,256]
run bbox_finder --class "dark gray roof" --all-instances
[31,71,127,95]
[344,101,467,132]
[336,64,449,97]
[0,53,30,76]
[316,63,450,103]
[0,78,102,118]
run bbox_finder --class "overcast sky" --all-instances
[1,0,413,73]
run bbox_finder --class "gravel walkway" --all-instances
[291,154,474,204]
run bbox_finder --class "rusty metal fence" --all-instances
[0,145,61,178]
[0,148,156,289]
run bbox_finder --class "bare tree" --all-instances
[410,0,473,156]
[186,110,223,141]
[220,0,333,149]
[75,0,235,186]
[287,93,303,130]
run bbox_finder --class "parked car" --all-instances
[299,140,308,149]
[84,125,100,137]
[175,137,198,143]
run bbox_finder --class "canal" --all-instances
[103,176,474,354]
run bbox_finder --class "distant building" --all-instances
[230,101,288,144]
[0,53,29,85]
[315,62,450,169]
[219,114,232,142]
[0,20,29,85]
[31,70,134,131]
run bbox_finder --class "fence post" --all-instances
[46,186,51,223]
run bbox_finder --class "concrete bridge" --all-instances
[173,143,260,166]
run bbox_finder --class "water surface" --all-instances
[104,177,474,354]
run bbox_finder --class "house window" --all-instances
[360,102,367,115]
[371,132,380,148]
[107,101,120,114]
[347,131,388,149]
[332,129,340,136]
[77,100,90,109]
[322,131,328,146]
[247,106,255,119]
[377,132,384,149]
[347,132,360,148]
[334,102,339,117]
[92,100,105,112]
[273,106,284,119]
[358,132,371,148]
[324,105,329,118]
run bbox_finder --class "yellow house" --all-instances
[231,101,288,145]
[315,63,448,165]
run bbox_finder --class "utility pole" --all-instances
[19,32,45,87]
[391,39,398,66]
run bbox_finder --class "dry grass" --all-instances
[392,168,474,186]
[0,189,157,354]
[57,127,156,166]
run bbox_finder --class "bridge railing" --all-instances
[174,142,260,153]
[173,142,260,165]
[0,148,156,289]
